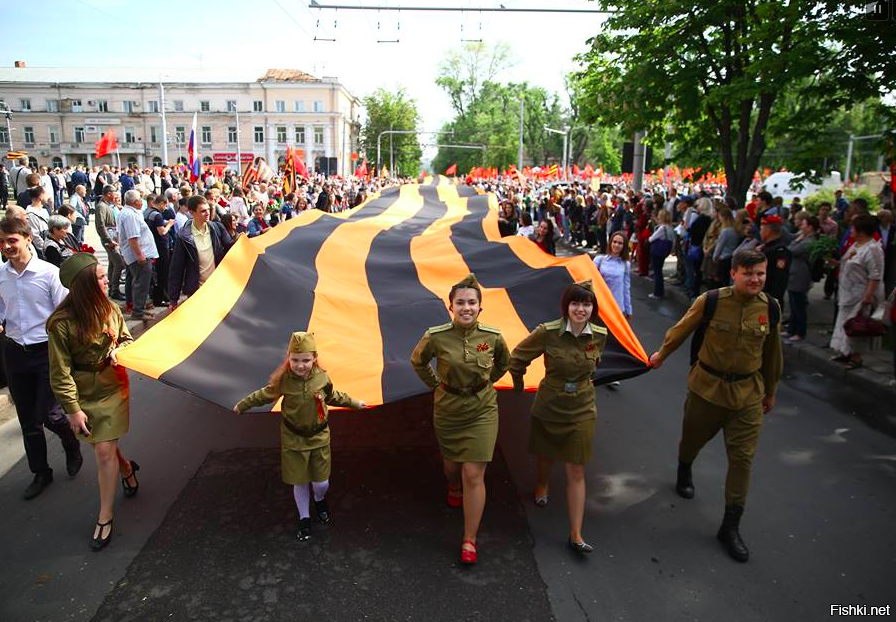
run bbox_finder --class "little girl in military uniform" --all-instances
[234,331,366,540]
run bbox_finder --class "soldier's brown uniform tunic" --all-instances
[48,305,133,444]
[655,287,783,506]
[411,321,510,463]
[508,319,607,464]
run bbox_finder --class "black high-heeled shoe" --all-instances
[91,519,113,551]
[121,460,140,498]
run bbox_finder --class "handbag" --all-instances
[686,243,703,262]
[843,304,887,338]
[650,227,673,258]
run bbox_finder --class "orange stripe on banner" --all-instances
[306,184,425,407]
[117,195,381,380]
[480,193,648,363]
[412,177,545,389]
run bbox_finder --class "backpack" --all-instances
[689,289,780,366]
[810,256,826,282]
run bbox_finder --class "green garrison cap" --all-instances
[454,272,482,292]
[575,279,593,292]
[288,331,317,353]
[58,253,98,289]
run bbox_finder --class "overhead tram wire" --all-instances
[308,3,614,14]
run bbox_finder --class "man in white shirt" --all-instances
[117,189,159,320]
[9,157,32,197]
[0,217,82,499]
[24,186,51,257]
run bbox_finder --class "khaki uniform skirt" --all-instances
[74,364,130,444]
[282,445,331,485]
[528,416,596,465]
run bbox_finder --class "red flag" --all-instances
[573,164,581,176]
[445,163,457,176]
[295,153,309,180]
[355,160,368,177]
[94,129,118,159]
[890,163,896,194]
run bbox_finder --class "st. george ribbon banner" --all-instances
[116,177,650,411]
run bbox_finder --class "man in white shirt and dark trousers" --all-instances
[118,189,159,320]
[0,217,82,499]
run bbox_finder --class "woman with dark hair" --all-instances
[785,215,821,342]
[46,253,139,551]
[829,214,885,369]
[498,201,518,237]
[410,273,510,565]
[508,280,607,553]
[529,219,556,255]
[594,231,633,318]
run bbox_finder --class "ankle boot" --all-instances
[716,504,749,562]
[675,461,695,499]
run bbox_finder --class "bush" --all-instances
[803,187,880,214]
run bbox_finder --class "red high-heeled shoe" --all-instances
[447,484,463,508]
[460,539,477,565]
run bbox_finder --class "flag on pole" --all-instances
[354,160,368,178]
[94,129,118,159]
[445,163,457,176]
[282,147,297,195]
[188,113,200,182]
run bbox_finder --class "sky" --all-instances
[0,0,609,158]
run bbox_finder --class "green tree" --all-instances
[360,87,423,176]
[576,0,894,207]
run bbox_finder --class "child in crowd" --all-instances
[234,331,366,540]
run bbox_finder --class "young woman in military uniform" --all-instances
[508,280,607,554]
[410,274,510,565]
[234,332,366,541]
[47,253,140,551]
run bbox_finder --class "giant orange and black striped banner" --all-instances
[116,177,650,410]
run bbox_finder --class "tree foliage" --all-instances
[360,87,423,176]
[576,0,895,206]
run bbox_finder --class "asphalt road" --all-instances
[0,279,894,622]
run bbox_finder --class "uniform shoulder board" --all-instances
[478,323,502,335]
[717,287,734,299]
[756,292,769,303]
[427,322,453,334]
[590,323,608,335]
[542,319,563,330]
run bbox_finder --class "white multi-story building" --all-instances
[0,63,361,175]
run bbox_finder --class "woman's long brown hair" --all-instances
[47,263,115,345]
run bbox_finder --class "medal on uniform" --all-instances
[314,393,326,423]
[477,342,490,352]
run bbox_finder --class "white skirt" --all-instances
[830,301,874,356]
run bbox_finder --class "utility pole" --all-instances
[518,97,524,171]
[0,102,14,151]
[235,109,242,175]
[632,131,646,191]
[158,82,168,165]
[544,125,566,178]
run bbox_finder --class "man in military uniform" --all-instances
[758,215,792,311]
[649,248,783,562]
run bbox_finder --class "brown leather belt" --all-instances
[73,358,111,373]
[282,417,328,438]
[543,378,593,393]
[698,361,757,382]
[440,380,488,396]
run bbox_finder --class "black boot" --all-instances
[66,447,84,477]
[717,504,749,562]
[315,498,330,524]
[297,518,312,541]
[675,461,695,499]
[23,469,53,500]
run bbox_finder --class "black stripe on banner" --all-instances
[158,191,401,410]
[366,185,450,403]
[449,192,649,384]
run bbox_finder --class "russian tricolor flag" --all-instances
[188,112,200,182]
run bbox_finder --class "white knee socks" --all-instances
[312,479,329,502]
[293,484,311,519]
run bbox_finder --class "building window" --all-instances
[148,100,159,113]
[51,156,63,169]
[313,100,324,112]
[254,126,264,143]
[226,100,237,112]
[97,100,108,112]
[123,101,136,113]
[201,126,212,145]
[150,126,159,143]
[200,100,210,112]
[49,126,60,144]
[74,127,85,143]
[152,156,163,167]
[76,155,88,166]
[227,126,238,144]
[314,126,324,145]
[253,100,263,112]
[70,99,83,112]
[0,127,8,144]
[28,157,38,169]
[295,127,305,144]
[46,99,59,112]
[276,126,287,143]
[20,99,31,112]
[203,156,214,165]
[127,157,138,168]
[175,126,186,146]
[275,100,286,113]
[294,101,305,113]
[174,100,184,112]
[23,126,34,144]
[124,126,136,143]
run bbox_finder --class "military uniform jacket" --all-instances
[410,321,510,420]
[236,367,362,451]
[657,287,783,410]
[762,237,792,303]
[48,305,133,416]
[508,319,607,423]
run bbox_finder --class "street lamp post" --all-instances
[543,125,568,178]
[0,102,13,151]
[376,130,453,175]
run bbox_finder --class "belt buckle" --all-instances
[563,382,578,394]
